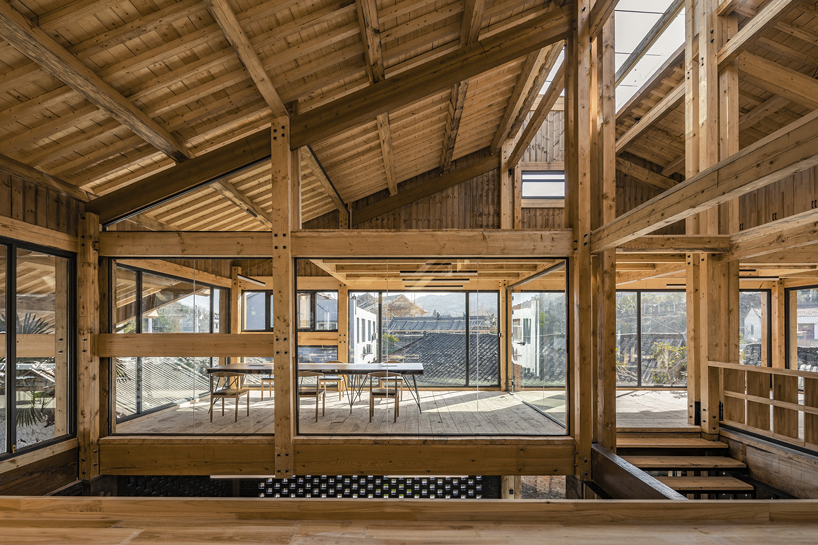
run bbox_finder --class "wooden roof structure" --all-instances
[0,0,570,230]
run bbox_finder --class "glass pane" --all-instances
[298,346,338,363]
[793,287,818,370]
[616,292,639,386]
[386,291,467,387]
[348,292,379,363]
[243,291,266,331]
[140,357,209,412]
[639,292,687,387]
[740,291,765,366]
[141,272,195,333]
[521,172,566,198]
[15,249,70,449]
[297,293,312,329]
[315,292,338,331]
[114,357,137,420]
[469,292,500,387]
[0,245,6,453]
[114,266,138,333]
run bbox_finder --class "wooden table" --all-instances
[299,362,425,412]
[205,363,274,375]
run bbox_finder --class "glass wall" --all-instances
[296,258,567,437]
[740,291,770,366]
[1,241,74,456]
[112,262,228,434]
[509,291,568,426]
[787,286,818,370]
[616,290,687,387]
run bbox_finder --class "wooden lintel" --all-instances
[97,333,276,357]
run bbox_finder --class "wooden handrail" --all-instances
[709,361,818,380]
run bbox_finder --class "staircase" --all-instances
[616,428,753,499]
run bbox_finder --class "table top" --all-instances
[299,362,424,375]
[205,362,424,375]
[205,363,273,375]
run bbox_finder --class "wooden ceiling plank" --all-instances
[302,145,348,215]
[0,1,190,163]
[290,6,571,149]
[0,152,89,202]
[211,179,274,229]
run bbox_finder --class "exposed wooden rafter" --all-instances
[0,1,190,163]
[355,0,397,195]
[616,157,678,191]
[302,145,347,215]
[718,0,801,66]
[210,179,274,229]
[737,52,818,111]
[0,152,89,202]
[507,63,565,168]
[440,0,485,172]
[616,82,684,153]
[205,0,288,117]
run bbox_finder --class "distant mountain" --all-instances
[412,293,498,317]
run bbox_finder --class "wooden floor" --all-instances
[616,389,689,428]
[116,390,566,435]
[1,498,817,544]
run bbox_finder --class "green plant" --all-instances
[16,389,48,428]
[0,312,52,335]
[648,342,686,386]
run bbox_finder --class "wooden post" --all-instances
[54,257,70,437]
[230,265,241,365]
[499,281,508,391]
[96,257,110,439]
[271,117,295,477]
[338,283,348,361]
[512,165,522,230]
[291,148,302,230]
[771,279,786,368]
[567,0,594,480]
[77,212,100,480]
[500,140,513,229]
[686,253,702,426]
[596,15,617,452]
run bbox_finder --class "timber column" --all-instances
[77,213,100,480]
[566,0,594,480]
[271,117,296,476]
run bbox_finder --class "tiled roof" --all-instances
[390,332,499,386]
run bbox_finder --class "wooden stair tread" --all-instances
[656,476,754,492]
[624,456,746,469]
[617,437,728,449]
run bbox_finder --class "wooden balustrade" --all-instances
[710,361,818,450]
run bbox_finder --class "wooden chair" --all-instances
[260,376,274,400]
[209,371,250,422]
[317,360,347,400]
[368,371,402,423]
[378,361,404,400]
[298,371,327,422]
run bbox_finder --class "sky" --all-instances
[541,0,685,111]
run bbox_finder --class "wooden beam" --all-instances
[352,152,499,225]
[588,0,620,38]
[727,215,818,262]
[593,109,818,252]
[616,82,684,153]
[0,2,189,163]
[97,333,275,357]
[302,146,347,214]
[290,7,571,148]
[500,44,564,151]
[86,132,271,224]
[591,445,687,499]
[508,63,565,168]
[292,229,574,258]
[737,52,818,111]
[205,0,287,117]
[117,259,231,288]
[0,216,77,253]
[440,0,485,171]
[616,157,677,191]
[376,113,398,195]
[309,259,347,283]
[356,0,385,83]
[0,153,89,202]
[491,45,556,152]
[616,264,686,285]
[98,231,272,257]
[619,235,730,253]
[717,0,801,67]
[211,180,274,228]
[615,0,684,86]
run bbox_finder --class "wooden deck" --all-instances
[116,390,566,436]
[616,389,689,428]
